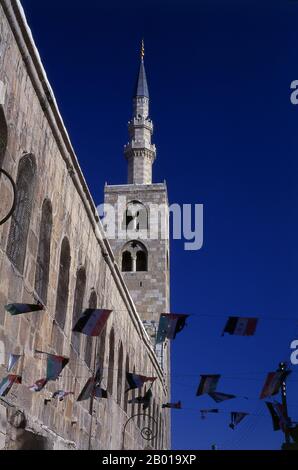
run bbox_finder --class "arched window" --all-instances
[72,267,87,353]
[98,324,107,377]
[7,154,36,273]
[159,414,164,450]
[121,241,148,273]
[137,384,142,428]
[85,290,97,368]
[124,201,148,232]
[154,402,159,449]
[0,106,7,168]
[107,328,115,396]
[34,199,52,305]
[55,237,71,329]
[124,354,129,414]
[122,251,132,272]
[117,341,123,406]
[136,250,147,271]
[131,365,136,417]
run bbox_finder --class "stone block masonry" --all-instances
[0,0,170,450]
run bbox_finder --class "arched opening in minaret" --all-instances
[124,201,148,232]
[122,251,132,272]
[136,250,147,271]
[121,241,148,272]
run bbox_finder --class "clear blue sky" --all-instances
[21,0,298,449]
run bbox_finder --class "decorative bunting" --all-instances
[229,412,249,429]
[196,375,220,396]
[0,374,22,397]
[129,389,152,410]
[162,401,182,409]
[156,313,189,343]
[125,372,156,393]
[94,387,108,399]
[5,303,44,316]
[265,401,289,432]
[72,309,112,337]
[222,317,258,336]
[46,355,69,380]
[289,425,298,444]
[52,390,74,402]
[35,350,69,381]
[200,409,219,419]
[7,354,22,372]
[77,377,96,402]
[29,378,48,392]
[208,392,236,403]
[260,370,291,399]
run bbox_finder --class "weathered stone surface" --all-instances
[0,0,169,450]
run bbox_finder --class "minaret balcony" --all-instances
[124,141,156,160]
[128,118,153,132]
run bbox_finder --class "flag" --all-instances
[289,425,298,443]
[196,375,220,396]
[7,354,22,372]
[260,370,291,399]
[5,303,44,315]
[72,309,112,336]
[208,392,236,403]
[156,313,189,343]
[29,378,48,392]
[94,387,108,399]
[129,389,152,410]
[162,401,182,409]
[46,354,69,380]
[35,350,69,381]
[200,409,219,419]
[0,375,22,397]
[77,377,97,401]
[94,366,102,382]
[266,401,289,432]
[222,317,258,336]
[52,390,74,402]
[229,412,249,430]
[125,372,156,393]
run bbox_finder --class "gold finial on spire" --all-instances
[141,39,145,60]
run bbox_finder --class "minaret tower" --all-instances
[104,39,170,355]
[124,40,156,185]
[104,39,170,449]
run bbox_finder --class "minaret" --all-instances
[104,42,171,448]
[124,41,156,185]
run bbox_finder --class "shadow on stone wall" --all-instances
[8,409,50,450]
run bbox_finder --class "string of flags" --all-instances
[2,301,298,441]
[162,401,182,409]
[0,374,22,396]
[265,401,289,432]
[199,408,249,430]
[229,412,249,430]
[35,350,69,381]
[196,375,236,402]
[7,354,22,372]
[200,409,219,419]
[125,373,156,393]
[156,313,189,344]
[128,388,152,410]
[259,370,291,399]
[4,303,44,315]
[222,317,258,336]
[52,390,74,402]
[72,309,112,337]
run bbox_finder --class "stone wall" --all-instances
[0,0,170,450]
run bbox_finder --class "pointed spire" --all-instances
[134,40,149,98]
